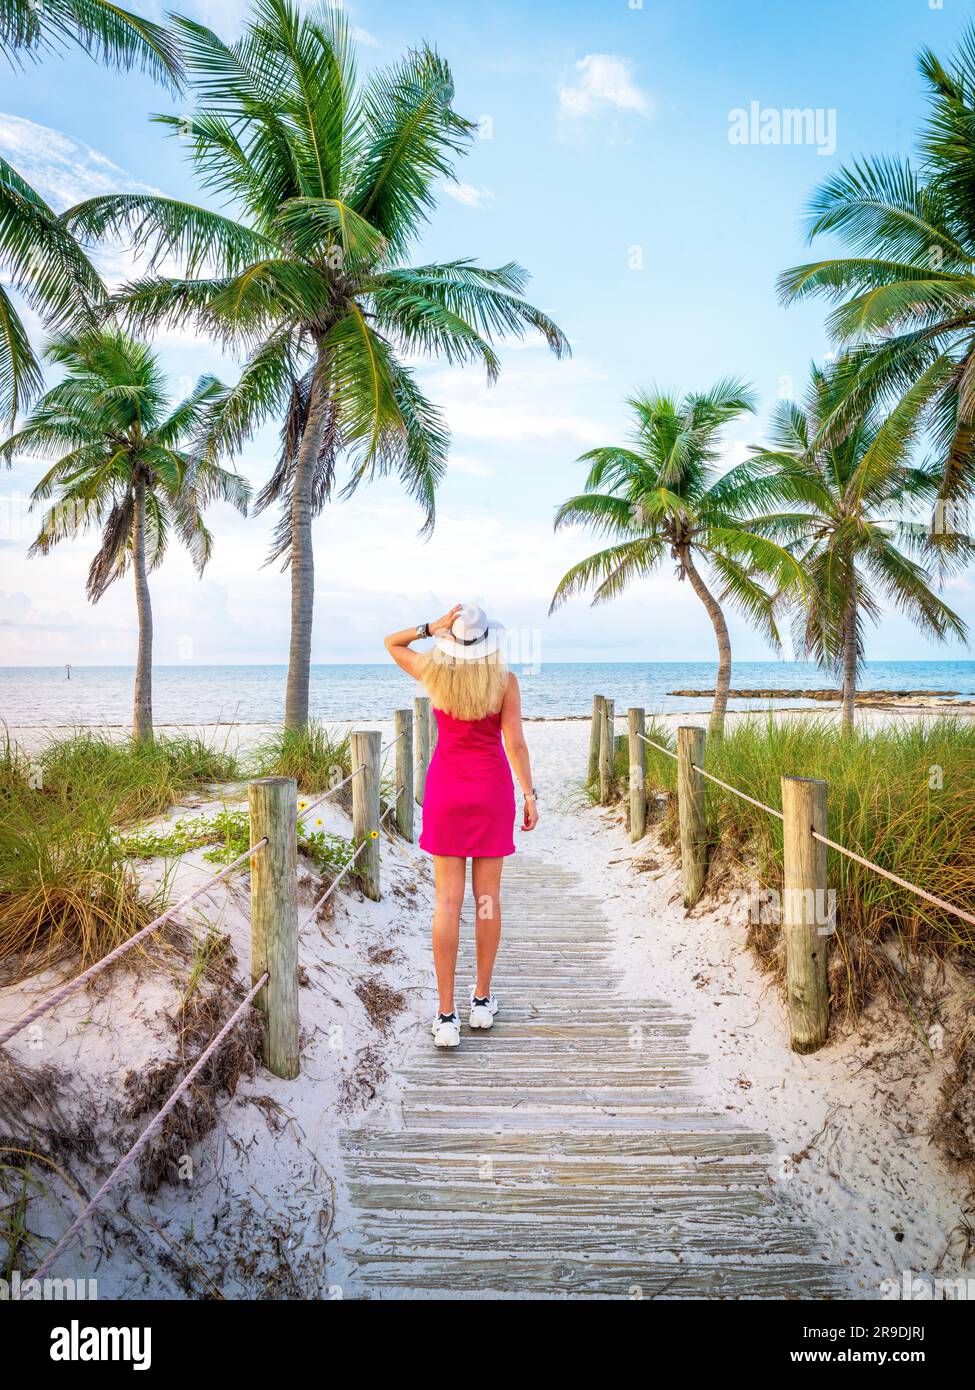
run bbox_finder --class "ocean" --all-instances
[1,660,973,727]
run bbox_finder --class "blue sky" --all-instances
[2,0,974,666]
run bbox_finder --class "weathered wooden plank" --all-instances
[401,1110,727,1133]
[347,1181,776,1218]
[353,1219,817,1260]
[353,1256,838,1299]
[342,1129,776,1159]
[403,1060,707,1080]
[345,1157,776,1188]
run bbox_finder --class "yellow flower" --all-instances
[298,800,307,810]
[315,818,323,826]
[370,830,379,840]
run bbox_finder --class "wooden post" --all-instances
[248,777,299,1079]
[352,729,381,901]
[588,694,604,784]
[628,707,647,842]
[394,708,414,841]
[427,700,438,758]
[677,725,707,907]
[781,775,830,1054]
[414,696,431,805]
[599,697,615,805]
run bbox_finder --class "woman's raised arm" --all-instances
[384,605,462,678]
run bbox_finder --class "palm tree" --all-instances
[0,159,105,426]
[549,380,803,738]
[778,21,975,516]
[65,0,569,729]
[744,364,970,730]
[0,0,181,85]
[0,330,250,739]
[0,0,182,426]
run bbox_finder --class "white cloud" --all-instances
[447,455,493,479]
[419,356,612,446]
[442,180,495,209]
[0,114,158,210]
[558,54,651,120]
[0,113,248,368]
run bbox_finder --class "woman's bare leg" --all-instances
[432,855,466,1014]
[471,856,504,998]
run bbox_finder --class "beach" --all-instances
[2,710,972,1298]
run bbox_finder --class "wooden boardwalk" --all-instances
[341,853,840,1299]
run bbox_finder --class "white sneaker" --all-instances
[468,991,499,1029]
[431,1011,460,1048]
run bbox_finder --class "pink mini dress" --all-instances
[418,707,516,858]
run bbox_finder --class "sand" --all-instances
[1,713,972,1299]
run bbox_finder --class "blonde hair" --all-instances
[417,647,509,721]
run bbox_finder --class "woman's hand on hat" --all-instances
[429,604,463,638]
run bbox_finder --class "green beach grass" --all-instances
[253,724,353,796]
[605,716,975,1014]
[0,732,241,979]
[0,725,395,980]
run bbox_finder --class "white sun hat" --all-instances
[434,602,505,661]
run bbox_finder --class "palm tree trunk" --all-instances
[683,550,732,740]
[841,592,857,734]
[131,478,153,741]
[284,357,328,731]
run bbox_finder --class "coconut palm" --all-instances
[0,330,250,739]
[65,0,569,729]
[745,364,970,730]
[0,0,181,85]
[0,0,182,427]
[0,159,105,426]
[778,22,975,516]
[549,380,804,738]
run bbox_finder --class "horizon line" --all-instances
[2,658,974,672]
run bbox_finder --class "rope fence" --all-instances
[0,839,268,1049]
[594,692,974,1053]
[637,730,784,820]
[811,829,975,930]
[301,841,368,924]
[0,712,429,1279]
[300,787,404,928]
[32,970,269,1281]
[300,762,366,817]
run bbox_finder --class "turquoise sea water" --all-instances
[1,661,973,727]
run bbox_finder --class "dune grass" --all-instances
[0,740,150,980]
[623,715,975,1012]
[0,717,408,979]
[253,722,401,829]
[253,724,353,796]
[37,730,240,823]
[0,731,242,979]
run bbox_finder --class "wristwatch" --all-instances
[524,787,537,801]
[416,622,430,639]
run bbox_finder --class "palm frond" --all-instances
[0,0,184,89]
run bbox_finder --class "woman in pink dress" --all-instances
[384,603,538,1049]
